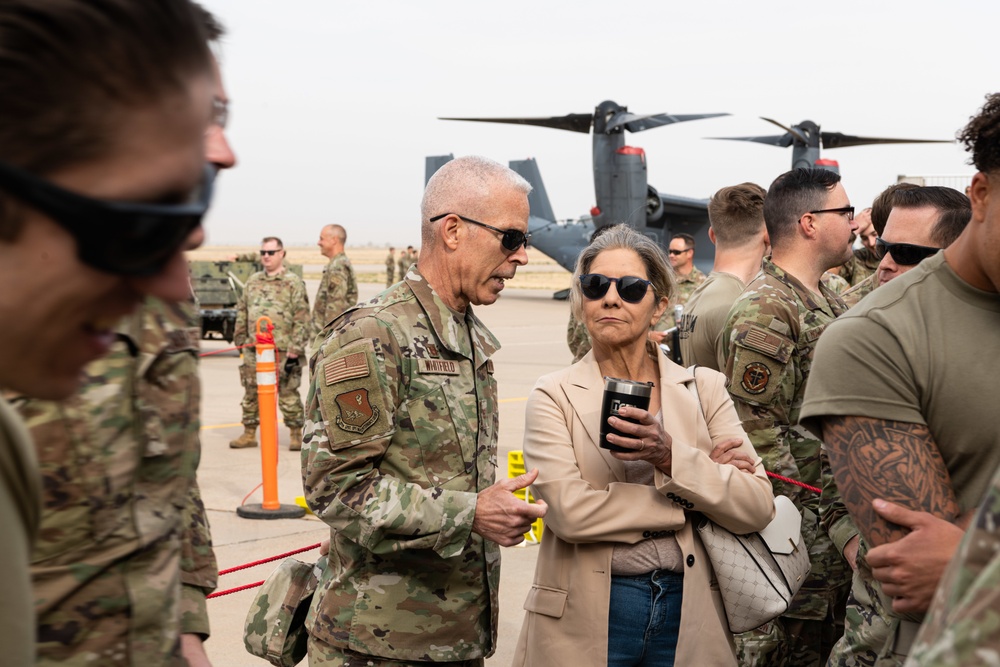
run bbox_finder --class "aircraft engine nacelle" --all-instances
[592,145,649,229]
[645,184,664,225]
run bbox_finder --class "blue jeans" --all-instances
[608,570,683,667]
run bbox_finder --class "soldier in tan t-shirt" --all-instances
[678,182,769,370]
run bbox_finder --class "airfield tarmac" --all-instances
[198,270,572,666]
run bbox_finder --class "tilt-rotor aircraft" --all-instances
[710,117,951,173]
[430,100,728,279]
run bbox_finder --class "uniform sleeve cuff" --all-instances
[180,584,211,638]
[829,516,859,557]
[433,490,478,559]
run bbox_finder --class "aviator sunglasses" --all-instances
[429,213,531,252]
[874,238,940,266]
[0,159,215,276]
[579,274,653,303]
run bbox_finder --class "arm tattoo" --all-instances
[822,415,959,547]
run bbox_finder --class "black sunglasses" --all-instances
[668,248,691,256]
[579,274,653,303]
[429,213,531,252]
[808,205,855,221]
[874,238,940,265]
[260,249,282,257]
[0,159,214,276]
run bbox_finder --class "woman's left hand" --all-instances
[606,405,673,473]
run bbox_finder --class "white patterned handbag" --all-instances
[696,495,810,633]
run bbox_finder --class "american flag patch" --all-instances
[743,326,783,357]
[325,351,370,385]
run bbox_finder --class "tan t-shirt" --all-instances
[678,271,745,371]
[801,252,1000,512]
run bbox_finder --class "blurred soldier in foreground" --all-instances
[17,6,235,665]
[313,224,358,336]
[230,236,311,450]
[802,93,1000,667]
[0,1,219,664]
[721,168,858,667]
[385,246,395,287]
[302,156,547,665]
[678,182,769,371]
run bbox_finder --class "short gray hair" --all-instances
[570,224,676,320]
[420,156,532,246]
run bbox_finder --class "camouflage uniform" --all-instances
[905,465,1000,666]
[822,271,851,294]
[0,397,40,667]
[234,268,311,429]
[313,251,358,336]
[396,252,409,285]
[838,248,879,287]
[301,267,500,664]
[842,274,878,309]
[653,266,707,331]
[14,298,217,666]
[566,311,591,362]
[720,259,852,667]
[385,251,395,287]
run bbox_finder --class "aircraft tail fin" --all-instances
[425,154,454,185]
[509,158,556,222]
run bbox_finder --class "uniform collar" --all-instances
[761,257,846,316]
[405,266,500,364]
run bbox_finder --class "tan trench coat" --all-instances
[512,350,775,666]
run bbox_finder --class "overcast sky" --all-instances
[199,0,994,248]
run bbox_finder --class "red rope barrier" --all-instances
[767,471,821,494]
[198,343,254,357]
[207,580,265,599]
[217,542,322,576]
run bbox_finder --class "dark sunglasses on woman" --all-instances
[579,273,653,303]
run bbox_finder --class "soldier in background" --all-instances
[0,2,225,664]
[650,232,707,343]
[313,224,358,336]
[842,186,969,308]
[230,236,311,451]
[301,156,546,665]
[720,168,858,667]
[385,246,396,287]
[837,208,880,286]
[397,244,413,281]
[678,182,769,371]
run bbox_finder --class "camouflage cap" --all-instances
[244,556,326,667]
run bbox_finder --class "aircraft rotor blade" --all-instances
[820,131,953,149]
[761,117,810,144]
[439,113,594,134]
[706,133,794,148]
[620,112,730,133]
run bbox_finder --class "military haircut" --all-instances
[262,236,284,249]
[707,182,767,247]
[671,232,696,250]
[763,168,842,248]
[323,224,347,243]
[891,186,972,247]
[570,223,676,321]
[419,155,532,247]
[958,92,1000,174]
[871,181,920,236]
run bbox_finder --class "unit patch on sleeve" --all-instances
[741,361,771,394]
[334,388,380,434]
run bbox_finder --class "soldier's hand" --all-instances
[709,438,757,473]
[473,469,548,547]
[181,634,213,667]
[866,499,965,614]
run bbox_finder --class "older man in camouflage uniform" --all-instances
[302,156,547,666]
[230,236,311,450]
[313,224,358,336]
[720,168,859,667]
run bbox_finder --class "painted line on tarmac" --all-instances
[201,397,528,431]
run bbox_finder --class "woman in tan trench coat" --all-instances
[513,225,775,666]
